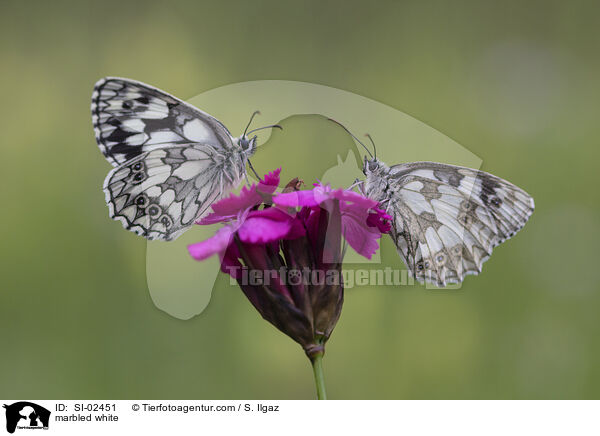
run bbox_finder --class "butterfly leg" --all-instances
[348,178,364,193]
[246,158,260,181]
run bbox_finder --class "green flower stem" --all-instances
[311,351,327,400]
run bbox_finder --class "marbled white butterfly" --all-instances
[331,120,534,287]
[91,77,278,241]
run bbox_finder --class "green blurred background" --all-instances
[1,0,599,399]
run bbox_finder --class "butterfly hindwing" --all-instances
[103,144,243,241]
[382,162,534,286]
[91,77,234,167]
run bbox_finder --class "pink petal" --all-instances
[273,190,321,207]
[334,189,379,209]
[238,216,292,244]
[342,214,381,259]
[275,183,380,211]
[199,185,261,224]
[247,206,292,220]
[367,208,392,233]
[247,207,306,239]
[187,226,234,260]
[258,168,281,192]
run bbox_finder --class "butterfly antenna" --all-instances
[246,124,283,135]
[244,110,261,136]
[365,133,377,159]
[327,118,374,158]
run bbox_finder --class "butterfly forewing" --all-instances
[91,77,234,166]
[376,162,534,286]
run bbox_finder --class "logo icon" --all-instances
[3,402,50,434]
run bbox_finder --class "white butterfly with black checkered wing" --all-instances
[91,77,257,240]
[362,160,534,287]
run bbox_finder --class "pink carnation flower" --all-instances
[187,169,390,384]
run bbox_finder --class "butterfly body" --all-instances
[91,77,258,241]
[361,157,534,287]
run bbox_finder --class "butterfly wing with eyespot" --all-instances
[381,162,534,286]
[103,144,246,241]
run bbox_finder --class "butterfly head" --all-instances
[237,135,258,155]
[363,156,383,175]
[239,110,282,157]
